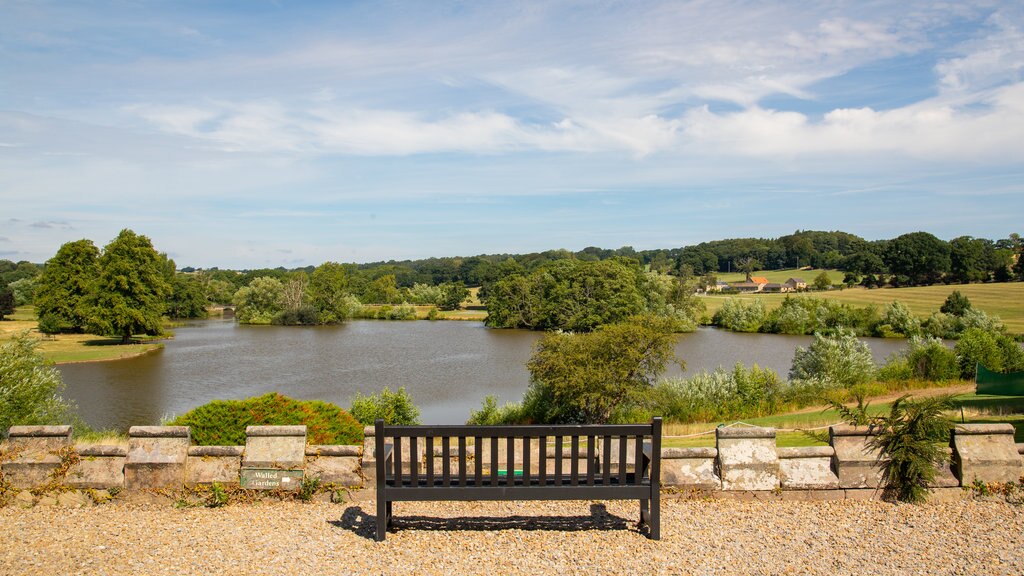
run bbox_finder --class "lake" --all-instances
[58,320,910,429]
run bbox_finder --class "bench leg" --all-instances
[650,494,660,541]
[640,498,649,527]
[376,497,388,541]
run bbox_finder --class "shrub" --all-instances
[878,301,921,337]
[903,336,960,382]
[940,291,972,316]
[272,305,320,326]
[789,329,876,388]
[169,393,363,446]
[467,395,527,425]
[954,328,1008,379]
[349,387,421,425]
[869,395,955,503]
[640,363,786,423]
[0,333,77,436]
[712,298,766,332]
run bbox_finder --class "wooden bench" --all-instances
[374,418,661,541]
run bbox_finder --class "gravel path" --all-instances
[2,497,1022,575]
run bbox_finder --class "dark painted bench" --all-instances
[374,418,661,541]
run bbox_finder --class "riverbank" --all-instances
[0,308,165,364]
[2,497,1021,575]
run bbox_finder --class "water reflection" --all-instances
[59,321,910,429]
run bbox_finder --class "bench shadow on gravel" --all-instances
[332,504,633,540]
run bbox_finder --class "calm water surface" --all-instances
[59,320,909,429]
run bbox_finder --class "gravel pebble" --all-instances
[1,497,1022,575]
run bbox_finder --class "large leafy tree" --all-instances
[34,239,101,333]
[884,232,951,286]
[308,262,351,323]
[232,276,284,324]
[86,229,171,344]
[526,314,680,423]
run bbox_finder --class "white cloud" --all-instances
[936,12,1024,93]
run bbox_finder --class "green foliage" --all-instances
[206,482,229,508]
[878,301,921,337]
[485,258,647,332]
[0,286,13,320]
[0,333,76,436]
[363,274,401,305]
[813,271,832,291]
[166,274,209,319]
[713,298,766,332]
[438,281,469,311]
[903,336,960,381]
[34,239,100,333]
[86,230,171,343]
[168,393,363,446]
[406,283,444,305]
[643,363,787,422]
[884,232,951,286]
[953,327,1024,378]
[789,329,876,388]
[297,475,321,502]
[868,395,955,503]
[466,395,527,425]
[525,314,680,423]
[8,277,35,307]
[940,290,972,316]
[233,276,284,324]
[349,387,421,425]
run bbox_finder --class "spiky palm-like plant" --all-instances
[868,394,954,503]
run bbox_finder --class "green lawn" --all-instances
[1,306,165,363]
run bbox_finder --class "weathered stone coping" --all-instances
[777,446,835,459]
[955,423,1015,435]
[363,426,375,436]
[716,426,775,439]
[79,445,128,457]
[8,425,73,438]
[128,426,189,438]
[829,425,881,437]
[246,425,306,437]
[662,447,717,459]
[306,445,361,457]
[188,446,244,457]
[1017,443,1024,455]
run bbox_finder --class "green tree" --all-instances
[0,333,76,435]
[939,290,972,316]
[308,262,351,323]
[34,239,100,333]
[0,284,14,320]
[8,277,36,307]
[812,271,831,291]
[363,274,401,305]
[86,229,171,344]
[884,232,951,286]
[789,329,876,388]
[525,314,680,423]
[166,274,209,319]
[438,281,469,311]
[233,276,284,324]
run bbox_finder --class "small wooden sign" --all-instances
[240,468,304,490]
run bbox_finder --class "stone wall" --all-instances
[2,423,1022,497]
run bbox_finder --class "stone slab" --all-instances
[830,426,884,489]
[186,446,242,486]
[717,427,779,491]
[125,426,190,490]
[305,454,363,486]
[242,426,306,469]
[778,452,840,490]
[952,424,1024,485]
[67,445,126,489]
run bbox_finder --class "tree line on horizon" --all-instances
[2,228,1023,329]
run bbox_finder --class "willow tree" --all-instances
[86,229,170,344]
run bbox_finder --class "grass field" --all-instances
[703,272,1024,334]
[0,306,165,363]
[717,268,840,285]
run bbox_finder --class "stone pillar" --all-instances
[125,426,190,490]
[186,446,243,486]
[777,446,839,490]
[67,445,127,489]
[661,447,720,490]
[716,427,779,491]
[361,425,377,483]
[240,425,306,491]
[952,423,1024,485]
[1,425,73,489]
[829,425,884,489]
[306,445,363,486]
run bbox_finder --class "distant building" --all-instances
[762,283,785,293]
[750,276,770,286]
[704,280,730,292]
[731,281,762,293]
[784,278,807,291]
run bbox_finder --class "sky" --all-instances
[1,1,1023,269]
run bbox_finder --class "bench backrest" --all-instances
[375,419,661,488]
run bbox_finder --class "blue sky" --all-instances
[1,1,1022,268]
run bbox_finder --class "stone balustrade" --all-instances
[3,422,1023,497]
